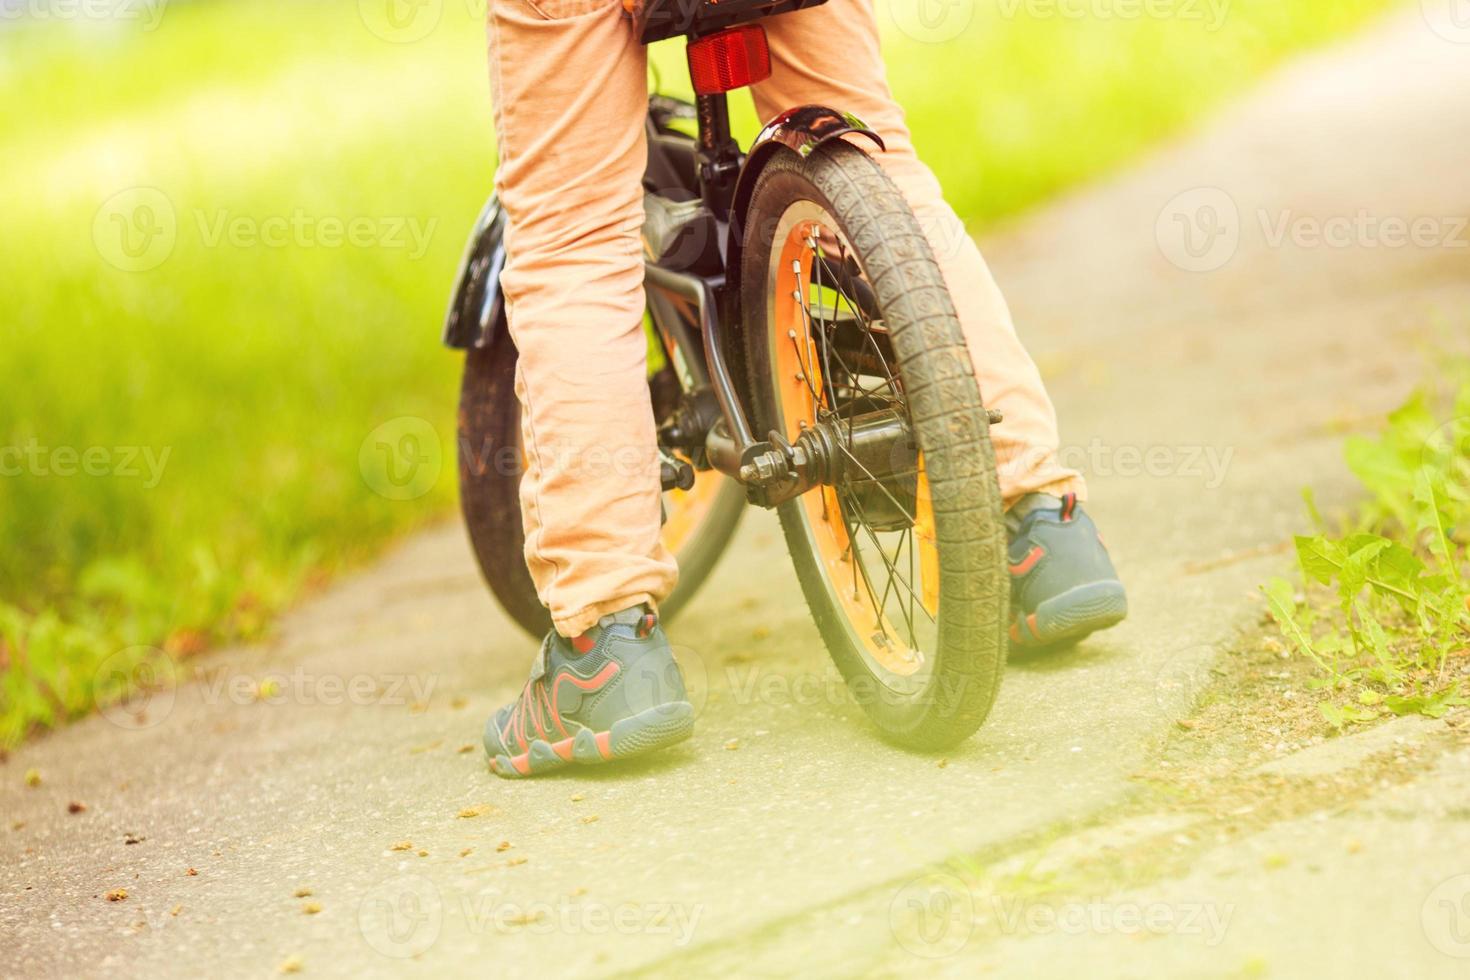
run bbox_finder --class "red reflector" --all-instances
[687,26,771,96]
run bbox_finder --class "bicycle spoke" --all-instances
[899,528,911,643]
[815,252,903,405]
[809,252,908,431]
[838,492,899,642]
[844,488,931,640]
[787,262,828,414]
[777,216,941,679]
[809,234,841,420]
[833,441,916,526]
[814,230,930,643]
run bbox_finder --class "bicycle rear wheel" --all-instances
[458,315,744,639]
[740,141,1008,749]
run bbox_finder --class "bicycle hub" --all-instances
[739,410,918,524]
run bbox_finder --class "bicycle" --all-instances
[446,0,1008,749]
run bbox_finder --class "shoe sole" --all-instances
[1012,580,1127,652]
[487,701,695,779]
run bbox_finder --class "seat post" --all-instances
[695,92,742,220]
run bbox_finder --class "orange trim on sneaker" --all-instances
[550,661,620,721]
[1009,545,1045,577]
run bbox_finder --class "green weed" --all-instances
[1265,356,1470,730]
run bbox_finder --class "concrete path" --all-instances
[3,7,1468,977]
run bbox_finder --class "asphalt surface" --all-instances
[3,8,1468,977]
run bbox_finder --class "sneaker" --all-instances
[1007,493,1127,650]
[483,606,694,778]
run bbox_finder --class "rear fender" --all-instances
[725,105,884,281]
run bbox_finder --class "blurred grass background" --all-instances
[0,0,1402,742]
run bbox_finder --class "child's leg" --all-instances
[752,0,1084,504]
[487,0,675,636]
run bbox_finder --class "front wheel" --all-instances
[741,141,1008,749]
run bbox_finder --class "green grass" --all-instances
[0,0,1404,743]
[1264,353,1470,730]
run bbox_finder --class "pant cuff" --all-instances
[1002,474,1088,510]
[552,592,661,638]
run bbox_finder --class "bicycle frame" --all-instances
[443,9,882,506]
